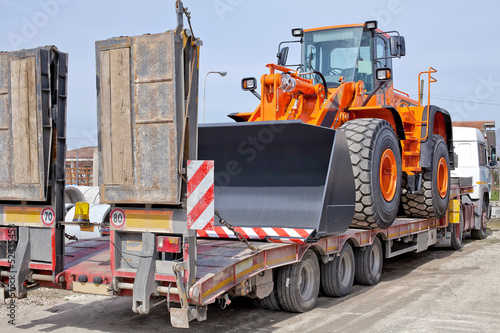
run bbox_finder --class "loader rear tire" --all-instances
[277,250,320,313]
[402,135,450,218]
[340,119,402,229]
[320,242,355,297]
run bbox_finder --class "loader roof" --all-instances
[304,23,365,33]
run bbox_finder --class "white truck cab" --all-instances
[452,126,496,238]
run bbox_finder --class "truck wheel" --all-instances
[354,237,383,286]
[471,201,488,239]
[402,135,450,218]
[259,289,282,311]
[340,119,402,229]
[277,249,320,312]
[450,207,464,250]
[320,242,355,297]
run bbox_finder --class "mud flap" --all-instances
[198,120,355,238]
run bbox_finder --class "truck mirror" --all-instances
[277,46,289,66]
[490,147,497,166]
[390,36,406,57]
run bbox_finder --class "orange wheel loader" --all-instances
[199,20,453,233]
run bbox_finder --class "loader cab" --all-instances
[300,22,403,93]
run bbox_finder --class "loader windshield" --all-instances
[302,27,373,91]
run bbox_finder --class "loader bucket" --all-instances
[198,120,355,239]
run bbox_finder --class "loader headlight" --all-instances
[291,28,304,37]
[365,20,378,30]
[242,77,257,91]
[281,73,296,93]
[376,68,392,81]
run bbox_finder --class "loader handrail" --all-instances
[417,67,437,142]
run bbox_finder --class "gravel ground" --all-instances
[2,218,500,332]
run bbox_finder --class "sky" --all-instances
[1,0,500,150]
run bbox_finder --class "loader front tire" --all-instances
[340,119,402,229]
[402,135,450,219]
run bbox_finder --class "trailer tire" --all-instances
[320,242,355,297]
[259,289,282,311]
[340,119,402,229]
[471,201,488,239]
[354,237,383,286]
[402,135,450,219]
[450,207,464,250]
[277,250,320,313]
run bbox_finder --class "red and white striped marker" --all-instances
[197,226,314,243]
[187,160,214,230]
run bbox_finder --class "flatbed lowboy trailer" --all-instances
[1,180,473,327]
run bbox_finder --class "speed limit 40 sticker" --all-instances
[41,207,55,227]
[110,208,126,229]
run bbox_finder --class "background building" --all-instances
[65,146,98,186]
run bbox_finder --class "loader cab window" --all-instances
[302,27,375,91]
[375,35,393,69]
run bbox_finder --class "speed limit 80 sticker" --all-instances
[110,208,126,229]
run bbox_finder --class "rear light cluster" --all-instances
[157,236,181,253]
[0,227,16,241]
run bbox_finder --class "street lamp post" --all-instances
[203,71,227,123]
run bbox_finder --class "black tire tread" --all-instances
[277,250,320,313]
[471,201,488,239]
[340,119,401,229]
[320,242,355,297]
[402,135,449,218]
[354,237,383,286]
[259,289,281,311]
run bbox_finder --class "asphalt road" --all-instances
[2,219,500,332]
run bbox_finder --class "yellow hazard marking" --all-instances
[266,254,296,267]
[125,210,173,231]
[235,262,264,280]
[3,206,42,225]
[327,245,338,252]
[202,275,233,299]
[448,199,460,224]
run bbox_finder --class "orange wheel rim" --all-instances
[380,149,397,201]
[437,157,448,198]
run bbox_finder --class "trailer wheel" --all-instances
[277,249,320,312]
[354,237,383,286]
[259,289,282,311]
[471,201,488,239]
[320,242,355,297]
[402,135,450,218]
[450,207,464,250]
[340,119,402,229]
